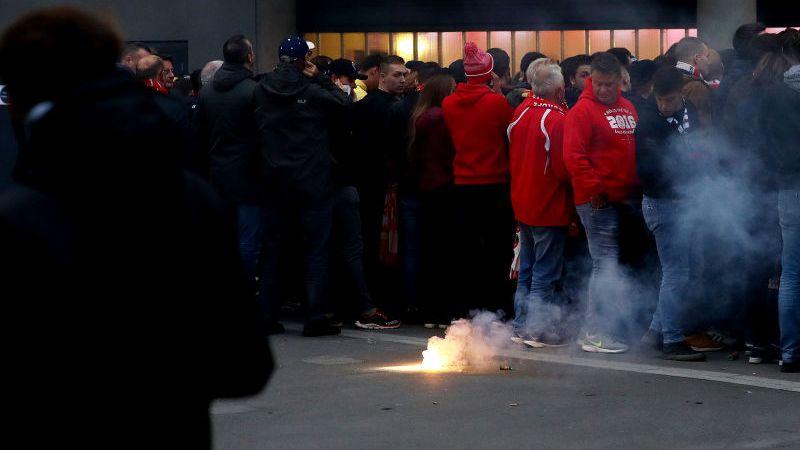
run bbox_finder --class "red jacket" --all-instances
[508,97,573,226]
[563,77,640,205]
[442,82,514,185]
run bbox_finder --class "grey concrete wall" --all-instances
[697,0,757,50]
[0,0,296,73]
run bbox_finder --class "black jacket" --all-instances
[195,63,261,204]
[760,72,800,190]
[0,71,271,449]
[350,89,399,195]
[387,90,419,194]
[635,100,702,199]
[254,62,350,204]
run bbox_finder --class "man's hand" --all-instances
[302,60,319,78]
[590,192,609,210]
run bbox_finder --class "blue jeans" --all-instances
[575,200,640,336]
[237,204,263,285]
[513,225,567,335]
[258,197,333,326]
[642,196,690,344]
[779,189,800,363]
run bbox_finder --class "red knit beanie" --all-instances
[463,42,494,84]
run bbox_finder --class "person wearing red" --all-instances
[563,52,641,354]
[136,55,169,95]
[508,59,573,347]
[442,42,515,315]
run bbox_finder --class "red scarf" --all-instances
[144,78,168,95]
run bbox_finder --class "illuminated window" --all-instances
[514,31,537,63]
[688,28,698,37]
[663,29,686,52]
[416,32,439,64]
[343,33,366,62]
[304,33,319,58]
[589,30,611,54]
[466,31,488,50]
[612,30,635,55]
[319,33,341,59]
[489,31,512,55]
[563,30,587,58]
[367,33,390,55]
[638,29,661,60]
[539,31,561,60]
[441,32,463,66]
[393,32,415,61]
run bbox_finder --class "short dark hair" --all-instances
[417,62,441,84]
[0,6,122,113]
[359,54,384,71]
[122,42,151,59]
[190,68,202,93]
[733,22,766,54]
[406,60,424,72]
[744,33,779,62]
[607,47,633,66]
[780,28,800,61]
[380,55,405,74]
[160,55,174,64]
[223,34,252,64]
[652,66,685,96]
[487,48,511,78]
[448,59,467,84]
[520,52,547,75]
[311,55,333,74]
[628,59,659,89]
[590,52,622,76]
[561,54,593,83]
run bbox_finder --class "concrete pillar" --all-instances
[697,0,757,51]
[255,0,297,73]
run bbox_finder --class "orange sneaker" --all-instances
[684,333,725,352]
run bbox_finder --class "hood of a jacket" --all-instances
[578,77,624,107]
[259,62,309,98]
[785,65,800,94]
[213,63,253,92]
[451,82,494,107]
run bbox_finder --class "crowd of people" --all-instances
[2,7,798,375]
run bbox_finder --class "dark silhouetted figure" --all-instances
[0,7,272,449]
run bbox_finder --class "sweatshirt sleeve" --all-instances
[563,106,605,198]
[683,81,712,126]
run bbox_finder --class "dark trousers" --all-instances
[258,196,333,327]
[332,186,374,315]
[419,187,457,322]
[452,183,516,317]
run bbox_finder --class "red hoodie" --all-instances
[563,77,640,205]
[507,97,573,226]
[442,82,514,185]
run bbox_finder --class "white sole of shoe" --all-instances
[424,324,436,329]
[355,321,400,330]
[581,344,628,354]
[510,336,525,344]
[527,341,569,348]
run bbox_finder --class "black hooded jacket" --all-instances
[0,71,271,449]
[194,63,261,204]
[254,62,350,204]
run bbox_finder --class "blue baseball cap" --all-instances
[279,36,310,61]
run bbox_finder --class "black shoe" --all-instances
[264,321,285,336]
[748,345,780,364]
[355,308,401,330]
[661,342,706,362]
[302,322,341,337]
[641,329,663,351]
[780,361,799,373]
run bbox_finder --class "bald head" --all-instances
[200,60,223,87]
[136,55,163,80]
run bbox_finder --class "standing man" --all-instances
[673,37,713,125]
[160,55,176,90]
[636,67,706,361]
[507,60,573,347]
[254,36,350,336]
[194,35,262,289]
[563,52,640,354]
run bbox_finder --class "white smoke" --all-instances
[422,311,512,371]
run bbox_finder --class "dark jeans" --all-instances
[452,183,515,316]
[419,187,457,323]
[258,196,333,327]
[237,204,263,286]
[779,188,800,363]
[333,186,373,315]
[399,194,422,313]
